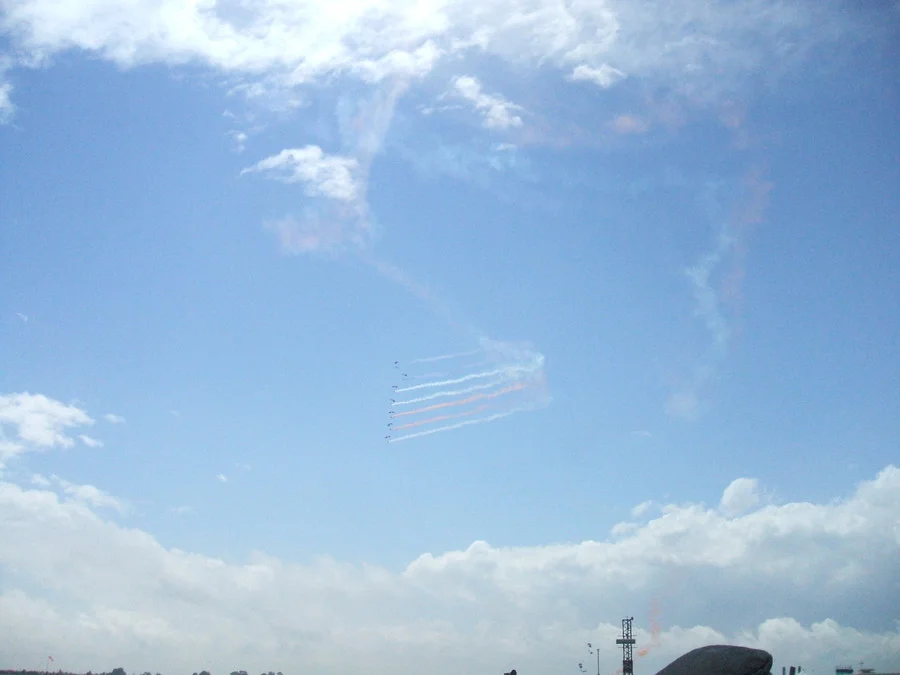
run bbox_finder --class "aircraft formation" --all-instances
[384,344,548,443]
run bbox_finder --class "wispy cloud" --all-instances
[103,413,125,424]
[448,76,524,130]
[611,114,649,135]
[78,435,103,448]
[251,82,406,257]
[0,61,13,124]
[170,505,194,516]
[227,129,248,153]
[56,479,127,515]
[0,0,872,129]
[241,146,361,202]
[15,312,28,323]
[216,473,228,483]
[667,154,773,421]
[0,392,94,466]
[30,474,128,515]
[569,63,626,89]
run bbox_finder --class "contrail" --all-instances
[392,383,528,418]
[393,378,509,407]
[388,410,522,443]
[408,349,481,364]
[395,363,540,393]
[392,405,490,431]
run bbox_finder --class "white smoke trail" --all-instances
[400,371,447,381]
[392,378,508,407]
[395,363,541,393]
[388,410,521,443]
[408,349,481,364]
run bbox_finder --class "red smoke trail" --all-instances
[388,409,521,443]
[636,599,662,659]
[392,405,490,431]
[391,382,528,418]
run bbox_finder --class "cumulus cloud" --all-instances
[0,465,898,675]
[720,478,760,517]
[0,392,94,465]
[448,75,524,130]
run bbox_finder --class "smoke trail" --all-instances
[636,600,662,659]
[388,410,522,443]
[393,378,509,407]
[400,372,447,380]
[391,383,528,418]
[392,405,490,431]
[395,363,540,393]
[408,349,481,364]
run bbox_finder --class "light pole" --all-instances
[587,642,600,675]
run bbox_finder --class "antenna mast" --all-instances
[616,617,636,675]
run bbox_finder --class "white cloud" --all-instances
[241,146,361,202]
[631,500,654,517]
[449,75,524,130]
[216,473,228,483]
[15,311,28,322]
[569,63,626,88]
[227,129,248,153]
[103,413,126,424]
[171,505,194,515]
[30,473,50,487]
[78,434,103,448]
[52,476,128,515]
[0,0,863,116]
[0,392,94,465]
[0,64,13,124]
[667,169,772,420]
[720,478,760,517]
[26,474,127,514]
[0,465,898,675]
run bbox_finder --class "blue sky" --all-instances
[1,2,899,674]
